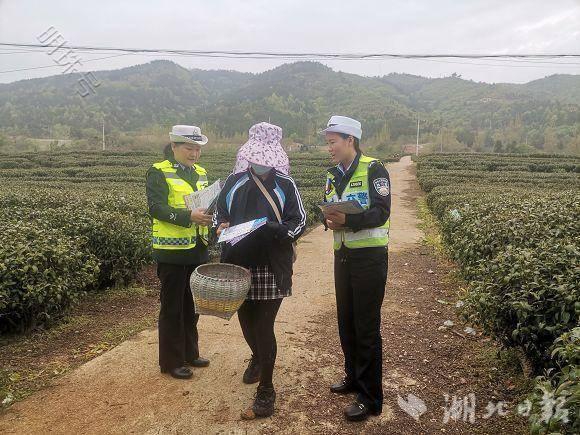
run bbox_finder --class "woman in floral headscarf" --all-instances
[214,122,307,419]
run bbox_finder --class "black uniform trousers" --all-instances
[334,245,388,413]
[157,262,200,370]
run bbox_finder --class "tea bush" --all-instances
[417,153,579,434]
[0,222,99,333]
[0,150,337,332]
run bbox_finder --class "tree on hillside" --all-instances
[456,127,475,147]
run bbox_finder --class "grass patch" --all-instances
[476,346,534,396]
[416,196,444,253]
[0,283,159,410]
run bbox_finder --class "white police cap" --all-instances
[321,115,362,140]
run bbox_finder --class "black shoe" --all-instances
[187,357,210,368]
[241,386,276,420]
[330,378,356,394]
[344,401,375,422]
[160,366,193,379]
[254,386,276,417]
[243,355,260,384]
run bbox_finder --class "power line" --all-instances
[1,42,579,60]
[1,42,579,76]
[3,48,579,66]
[3,51,577,76]
[0,53,131,73]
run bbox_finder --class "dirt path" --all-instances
[0,156,527,434]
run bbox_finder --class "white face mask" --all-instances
[250,162,273,176]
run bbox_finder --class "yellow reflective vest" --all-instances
[325,155,390,250]
[151,160,209,250]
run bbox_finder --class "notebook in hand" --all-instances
[318,200,364,215]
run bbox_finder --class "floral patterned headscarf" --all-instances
[233,122,290,175]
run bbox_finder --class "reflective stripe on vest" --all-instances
[151,160,209,250]
[325,155,390,250]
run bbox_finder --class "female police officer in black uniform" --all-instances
[321,116,391,421]
[146,125,213,379]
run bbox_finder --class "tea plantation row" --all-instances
[417,153,579,434]
[0,150,332,334]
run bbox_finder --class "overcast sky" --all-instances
[1,0,579,84]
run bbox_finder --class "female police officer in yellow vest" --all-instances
[146,125,213,379]
[321,116,391,422]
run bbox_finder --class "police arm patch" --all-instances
[373,178,390,196]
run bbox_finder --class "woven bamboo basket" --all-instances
[190,263,251,320]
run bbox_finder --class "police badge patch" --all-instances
[373,178,390,196]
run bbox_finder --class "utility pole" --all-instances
[102,117,105,151]
[48,125,52,152]
[415,115,420,156]
[440,127,443,153]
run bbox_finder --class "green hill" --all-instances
[0,60,578,154]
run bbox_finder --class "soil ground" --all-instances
[0,156,529,434]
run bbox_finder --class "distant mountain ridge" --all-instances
[0,60,578,152]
